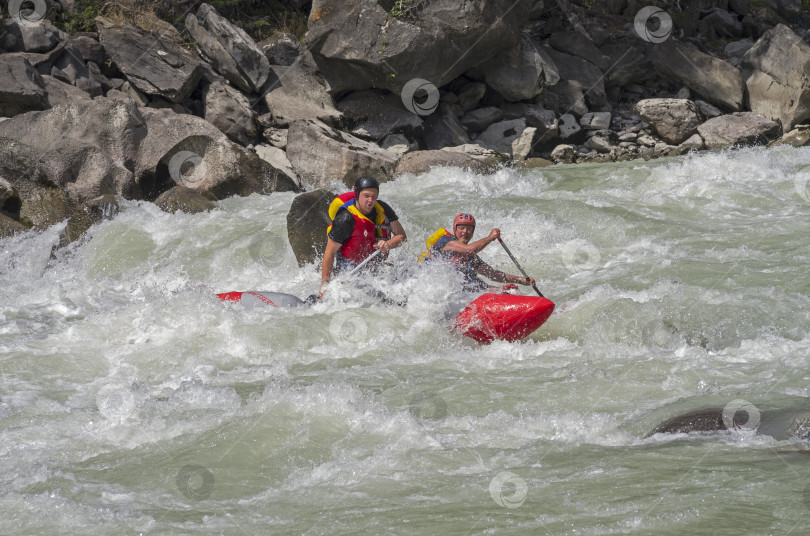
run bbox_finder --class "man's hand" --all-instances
[375,239,390,253]
[488,228,501,242]
[521,276,536,286]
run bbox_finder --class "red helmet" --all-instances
[453,213,476,230]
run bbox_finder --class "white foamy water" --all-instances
[2,146,810,534]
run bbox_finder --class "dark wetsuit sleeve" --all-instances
[378,200,398,222]
[328,209,355,244]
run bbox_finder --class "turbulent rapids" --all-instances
[2,147,810,534]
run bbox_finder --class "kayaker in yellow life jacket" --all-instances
[320,177,407,298]
[421,213,535,292]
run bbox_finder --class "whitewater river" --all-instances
[2,146,810,534]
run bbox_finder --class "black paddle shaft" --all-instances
[498,238,544,298]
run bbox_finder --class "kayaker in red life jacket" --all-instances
[421,213,535,292]
[320,177,407,298]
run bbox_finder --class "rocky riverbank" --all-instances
[1,0,809,245]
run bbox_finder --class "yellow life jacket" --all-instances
[417,228,454,262]
[325,192,392,240]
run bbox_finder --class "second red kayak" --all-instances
[452,293,555,344]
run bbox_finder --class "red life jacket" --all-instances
[326,192,392,264]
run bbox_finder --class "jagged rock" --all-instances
[262,63,342,128]
[259,32,307,67]
[697,112,781,149]
[580,112,611,130]
[286,188,334,267]
[97,17,203,103]
[743,24,810,131]
[262,127,288,149]
[652,40,744,112]
[558,113,584,142]
[585,134,614,153]
[768,0,801,17]
[0,55,48,117]
[457,82,487,113]
[50,42,102,97]
[118,81,149,106]
[636,99,703,145]
[674,87,691,100]
[474,118,526,154]
[337,90,423,140]
[544,80,588,117]
[394,150,490,176]
[502,103,559,146]
[154,186,218,214]
[602,42,652,88]
[1,19,63,53]
[185,3,269,93]
[637,133,657,147]
[542,46,609,111]
[769,125,810,147]
[305,0,532,94]
[0,213,27,237]
[482,32,559,101]
[203,80,258,146]
[548,31,612,72]
[380,133,419,157]
[254,144,298,182]
[441,144,508,165]
[68,35,106,67]
[511,127,537,160]
[423,104,470,150]
[286,119,398,189]
[696,100,723,118]
[550,144,576,164]
[725,38,754,58]
[58,194,118,247]
[460,107,504,132]
[680,133,706,150]
[41,74,92,107]
[699,8,744,39]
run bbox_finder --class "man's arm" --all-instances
[478,260,535,286]
[377,220,407,253]
[441,229,500,256]
[320,238,343,298]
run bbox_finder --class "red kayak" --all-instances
[216,291,553,344]
[452,293,555,344]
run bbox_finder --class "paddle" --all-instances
[348,248,383,276]
[498,238,544,298]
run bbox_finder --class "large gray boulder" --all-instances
[97,17,204,103]
[652,40,744,112]
[544,80,588,117]
[697,113,781,149]
[743,24,810,131]
[41,74,92,107]
[1,19,63,53]
[286,119,398,190]
[548,31,613,73]
[394,150,490,176]
[636,99,703,145]
[602,42,653,88]
[305,0,533,94]
[154,186,217,214]
[185,3,269,94]
[261,63,342,128]
[286,189,334,267]
[0,55,48,117]
[460,107,504,132]
[542,46,609,111]
[49,42,102,97]
[423,104,470,149]
[337,90,423,140]
[203,80,258,146]
[482,32,559,101]
[473,118,527,155]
